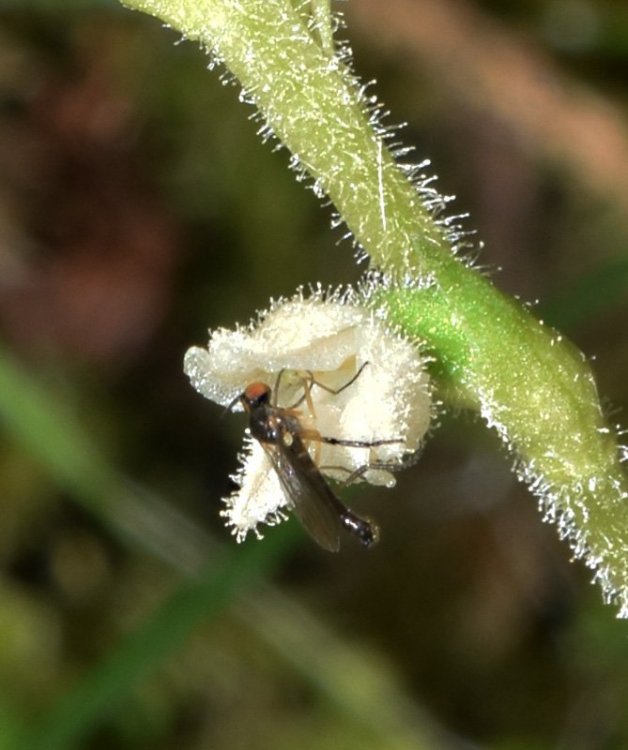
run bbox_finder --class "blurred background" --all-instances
[1,0,627,748]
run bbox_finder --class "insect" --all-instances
[231,364,401,552]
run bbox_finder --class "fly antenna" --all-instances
[222,392,242,419]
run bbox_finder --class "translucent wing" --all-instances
[260,440,343,553]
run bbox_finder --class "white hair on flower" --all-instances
[184,288,432,546]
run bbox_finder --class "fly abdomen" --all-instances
[340,511,379,547]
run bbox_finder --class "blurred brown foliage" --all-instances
[0,2,627,749]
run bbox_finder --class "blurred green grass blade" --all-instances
[0,343,299,748]
[0,345,118,511]
[0,0,118,9]
[23,526,296,750]
[0,346,207,571]
[0,704,27,750]
[240,589,453,750]
[540,256,628,330]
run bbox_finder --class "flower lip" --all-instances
[184,289,433,543]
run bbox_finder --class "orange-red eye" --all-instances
[244,382,271,402]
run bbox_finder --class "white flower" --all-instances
[184,288,432,545]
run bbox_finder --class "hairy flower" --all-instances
[184,289,432,543]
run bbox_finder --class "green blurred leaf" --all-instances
[540,256,628,330]
[22,527,296,750]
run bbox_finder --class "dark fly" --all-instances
[232,366,400,551]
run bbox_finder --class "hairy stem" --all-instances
[122,0,628,615]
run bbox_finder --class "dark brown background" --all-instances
[1,1,627,748]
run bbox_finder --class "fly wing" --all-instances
[261,441,342,552]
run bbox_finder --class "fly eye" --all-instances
[243,382,271,409]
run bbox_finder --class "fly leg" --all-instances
[316,435,402,449]
[305,361,370,397]
[298,361,371,417]
[272,368,320,419]
[316,449,424,548]
[278,361,371,415]
[321,447,424,486]
[319,463,373,485]
[273,368,296,408]
[299,427,403,470]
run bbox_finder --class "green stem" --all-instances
[121,0,628,615]
[124,0,445,271]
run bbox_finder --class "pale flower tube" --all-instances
[184,289,433,543]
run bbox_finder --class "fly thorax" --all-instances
[249,407,281,444]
